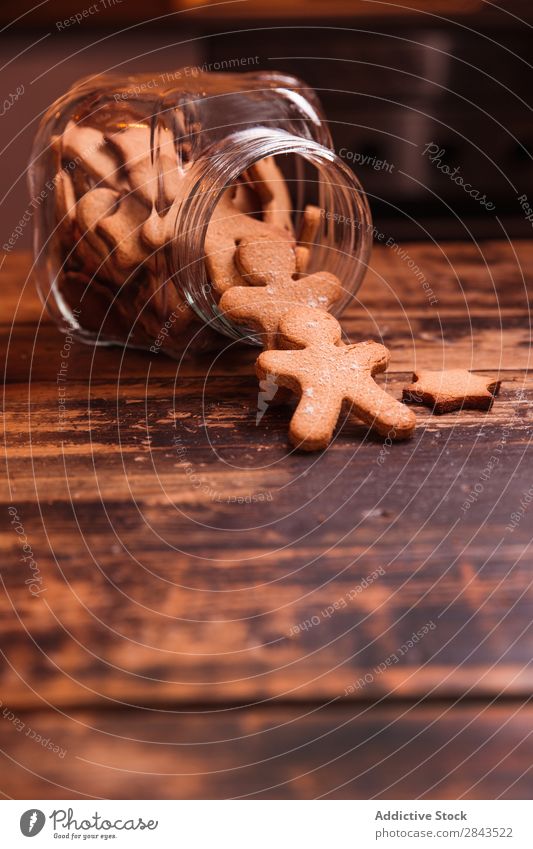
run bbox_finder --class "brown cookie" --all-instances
[219,233,342,348]
[244,156,294,236]
[106,125,181,208]
[232,180,262,216]
[61,121,123,190]
[256,306,416,450]
[75,188,123,285]
[106,125,155,206]
[96,192,149,271]
[157,126,183,206]
[77,187,118,231]
[54,171,77,246]
[295,204,322,272]
[205,190,292,295]
[403,369,501,413]
[69,163,93,198]
[141,203,179,252]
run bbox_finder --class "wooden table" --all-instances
[1,242,532,799]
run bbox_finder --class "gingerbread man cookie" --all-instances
[244,156,294,235]
[219,234,342,348]
[295,204,321,272]
[141,204,179,253]
[232,179,262,216]
[75,188,123,285]
[205,190,293,295]
[403,369,501,413]
[256,307,416,450]
[96,192,149,271]
[107,125,181,208]
[54,170,77,247]
[59,121,122,190]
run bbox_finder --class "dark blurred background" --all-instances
[2,0,533,247]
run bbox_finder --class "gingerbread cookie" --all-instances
[77,187,118,232]
[244,156,294,235]
[60,121,122,190]
[295,204,321,272]
[156,127,183,206]
[54,171,77,247]
[69,162,93,198]
[403,369,501,413]
[219,233,342,348]
[256,307,416,450]
[106,125,155,206]
[75,188,123,284]
[141,204,179,252]
[107,125,180,208]
[232,179,261,216]
[96,192,149,271]
[205,190,292,295]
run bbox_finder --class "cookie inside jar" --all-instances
[49,107,311,356]
[50,99,207,356]
[34,71,370,358]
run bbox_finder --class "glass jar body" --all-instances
[29,69,371,356]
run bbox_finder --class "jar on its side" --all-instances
[29,70,372,357]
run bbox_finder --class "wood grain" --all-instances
[1,243,532,798]
[0,703,531,800]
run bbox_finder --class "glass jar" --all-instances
[29,69,372,357]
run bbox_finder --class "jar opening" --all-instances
[170,127,372,343]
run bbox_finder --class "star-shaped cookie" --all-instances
[402,369,501,413]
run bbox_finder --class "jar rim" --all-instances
[169,127,372,343]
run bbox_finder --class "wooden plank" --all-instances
[2,371,532,501]
[1,416,532,708]
[1,314,532,387]
[2,242,532,387]
[0,703,532,799]
[1,244,532,710]
[2,241,533,326]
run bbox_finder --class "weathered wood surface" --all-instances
[1,703,532,800]
[0,702,533,799]
[1,243,532,798]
